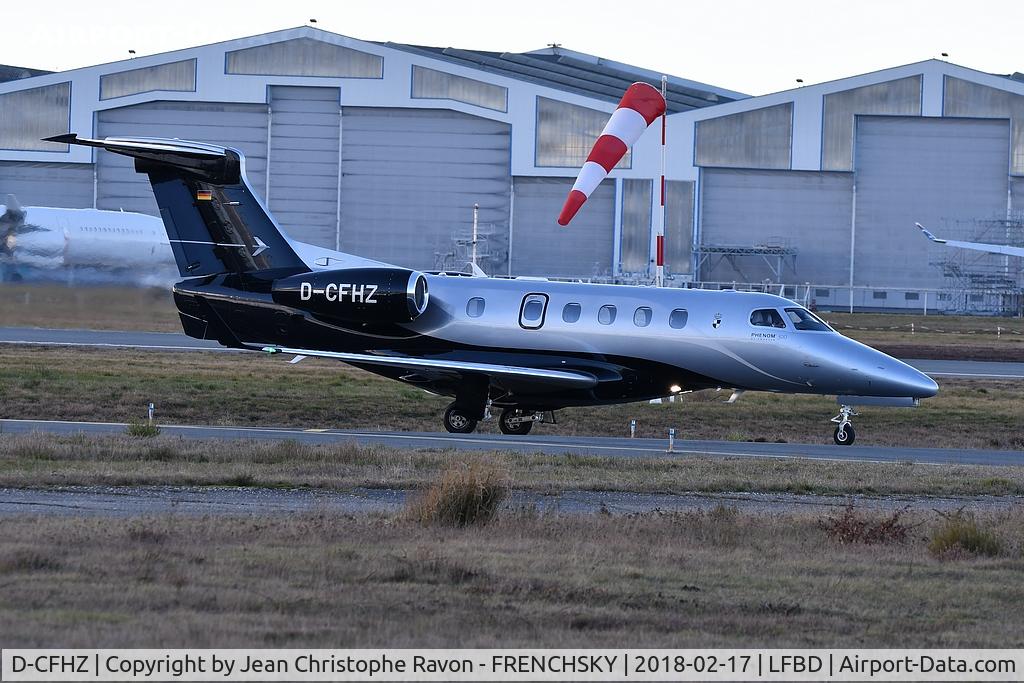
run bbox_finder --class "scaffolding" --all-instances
[933,216,1024,315]
[695,237,798,283]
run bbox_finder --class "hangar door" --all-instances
[511,177,615,278]
[96,101,268,216]
[854,116,1010,289]
[0,162,93,208]
[699,169,854,284]
[339,107,510,272]
[268,86,340,249]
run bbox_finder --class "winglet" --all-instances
[915,222,946,244]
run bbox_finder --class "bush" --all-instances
[126,421,161,438]
[819,504,912,545]
[929,511,1002,559]
[405,463,507,527]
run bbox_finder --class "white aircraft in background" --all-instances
[916,222,1024,258]
[0,194,176,282]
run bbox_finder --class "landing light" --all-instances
[670,385,681,393]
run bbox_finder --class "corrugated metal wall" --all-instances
[0,162,93,207]
[1012,176,1024,217]
[619,179,651,275]
[511,177,614,278]
[699,168,853,283]
[664,180,694,277]
[853,116,1010,288]
[268,86,340,248]
[339,107,510,272]
[96,101,268,215]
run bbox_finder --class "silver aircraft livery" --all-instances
[47,88,937,446]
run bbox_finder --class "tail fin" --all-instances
[46,134,309,277]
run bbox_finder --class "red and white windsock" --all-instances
[557,82,666,226]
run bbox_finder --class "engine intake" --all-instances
[273,267,429,323]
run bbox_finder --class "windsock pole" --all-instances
[655,75,667,287]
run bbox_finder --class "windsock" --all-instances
[557,82,666,226]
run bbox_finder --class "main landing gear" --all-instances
[830,405,857,445]
[441,402,547,435]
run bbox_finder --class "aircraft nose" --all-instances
[870,358,939,398]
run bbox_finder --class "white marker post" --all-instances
[630,419,636,438]
[655,75,668,288]
[667,427,675,453]
[147,402,155,426]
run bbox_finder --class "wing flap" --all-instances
[261,346,598,390]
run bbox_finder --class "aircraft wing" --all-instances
[259,345,599,390]
[916,222,1024,258]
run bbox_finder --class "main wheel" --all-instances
[833,423,855,445]
[498,408,534,436]
[443,403,477,434]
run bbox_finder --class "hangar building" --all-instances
[0,27,739,282]
[1,27,1023,312]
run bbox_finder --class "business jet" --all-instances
[1,195,175,282]
[916,222,1024,258]
[46,98,937,445]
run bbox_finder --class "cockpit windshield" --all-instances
[784,307,832,332]
[750,309,787,328]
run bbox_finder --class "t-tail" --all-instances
[45,134,309,277]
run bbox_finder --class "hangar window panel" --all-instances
[665,180,694,276]
[411,65,507,112]
[822,76,922,171]
[695,103,792,169]
[100,59,196,100]
[536,96,630,168]
[0,82,71,151]
[226,38,382,78]
[619,178,652,274]
[944,76,1024,175]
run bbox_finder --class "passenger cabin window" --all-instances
[562,302,581,323]
[633,307,652,327]
[669,308,688,329]
[519,293,548,329]
[466,297,485,318]
[598,305,617,325]
[784,307,831,331]
[750,309,787,329]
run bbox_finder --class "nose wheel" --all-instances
[830,405,857,445]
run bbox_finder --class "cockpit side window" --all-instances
[750,308,787,329]
[785,307,832,331]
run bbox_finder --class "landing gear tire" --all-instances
[443,403,477,434]
[833,423,855,446]
[498,408,534,436]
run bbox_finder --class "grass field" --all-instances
[3,507,1023,647]
[3,432,1024,495]
[1,345,1022,449]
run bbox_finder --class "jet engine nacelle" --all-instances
[272,267,429,323]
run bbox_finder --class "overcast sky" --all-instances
[4,0,1021,95]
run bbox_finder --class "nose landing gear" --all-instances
[830,405,857,445]
[498,408,545,435]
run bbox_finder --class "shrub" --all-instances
[126,421,161,438]
[929,511,1002,559]
[405,463,507,527]
[819,504,912,545]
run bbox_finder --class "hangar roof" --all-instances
[381,42,746,113]
[0,64,51,83]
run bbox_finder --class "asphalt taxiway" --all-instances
[2,418,1022,466]
[1,326,1022,379]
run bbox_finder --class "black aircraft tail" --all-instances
[46,134,309,278]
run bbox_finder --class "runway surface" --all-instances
[2,484,1018,518]
[2,418,1022,466]
[1,326,1022,379]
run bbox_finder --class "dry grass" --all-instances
[404,463,508,527]
[818,504,914,545]
[928,510,1005,559]
[0,284,179,332]
[1,346,1023,449]
[2,432,1024,497]
[1,507,1023,647]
